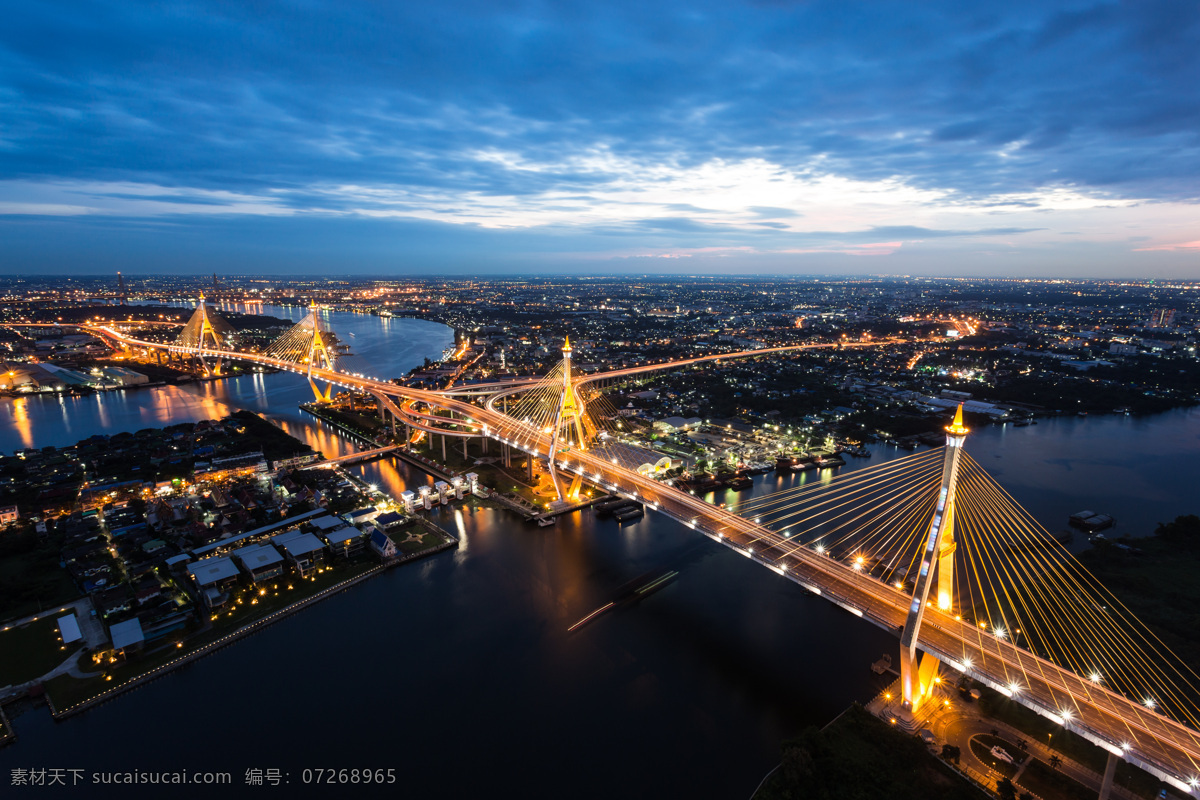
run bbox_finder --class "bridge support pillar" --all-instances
[1099,751,1117,800]
[308,377,333,403]
[441,434,447,462]
[937,504,956,611]
[900,405,968,712]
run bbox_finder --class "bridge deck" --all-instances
[85,323,1200,793]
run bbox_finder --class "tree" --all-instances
[1019,793,1035,800]
[1155,514,1200,548]
[997,777,1018,800]
[941,744,961,763]
[1049,755,1061,769]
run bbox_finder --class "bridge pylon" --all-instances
[548,336,590,503]
[899,404,968,712]
[176,292,233,377]
[305,305,338,402]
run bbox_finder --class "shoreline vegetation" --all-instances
[754,704,983,800]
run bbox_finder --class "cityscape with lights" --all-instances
[2,1,1199,797]
[0,275,1198,798]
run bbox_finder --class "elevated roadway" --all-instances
[83,323,1200,793]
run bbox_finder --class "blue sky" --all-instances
[1,1,1198,277]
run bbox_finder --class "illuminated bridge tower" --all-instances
[295,303,340,403]
[262,303,344,402]
[176,292,234,376]
[548,336,589,503]
[899,404,968,712]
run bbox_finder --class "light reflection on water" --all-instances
[2,308,1199,797]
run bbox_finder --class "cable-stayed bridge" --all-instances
[74,301,1200,795]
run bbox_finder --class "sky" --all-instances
[1,0,1198,278]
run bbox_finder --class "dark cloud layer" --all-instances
[3,1,1197,197]
[0,1,1197,274]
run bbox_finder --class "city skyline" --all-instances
[1,2,1198,277]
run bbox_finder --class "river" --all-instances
[1,306,1197,799]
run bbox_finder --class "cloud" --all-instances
[1134,240,1200,252]
[0,0,1197,274]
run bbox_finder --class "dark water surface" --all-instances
[2,309,1197,798]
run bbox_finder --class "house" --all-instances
[109,618,145,658]
[324,525,366,560]
[369,528,396,559]
[93,586,133,619]
[307,515,346,535]
[343,507,376,526]
[0,504,19,525]
[232,542,285,583]
[374,511,406,530]
[271,529,327,575]
[57,613,83,646]
[186,556,241,607]
[133,576,164,606]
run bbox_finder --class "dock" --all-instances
[871,653,896,675]
[531,494,613,525]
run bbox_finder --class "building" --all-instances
[324,525,366,560]
[653,416,703,433]
[0,363,63,391]
[0,504,18,525]
[39,363,94,387]
[57,613,83,646]
[307,515,346,536]
[232,542,285,583]
[186,556,242,608]
[271,529,327,575]
[374,511,405,530]
[109,618,146,658]
[98,366,150,387]
[368,528,396,559]
[342,507,377,525]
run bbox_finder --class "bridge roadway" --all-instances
[86,325,1200,792]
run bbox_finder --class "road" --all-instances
[85,324,1200,794]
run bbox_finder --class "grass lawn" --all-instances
[0,615,75,687]
[393,529,449,556]
[756,704,984,800]
[0,548,81,623]
[45,560,380,712]
[203,560,378,637]
[1018,759,1096,800]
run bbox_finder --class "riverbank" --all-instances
[41,521,458,721]
[301,401,387,442]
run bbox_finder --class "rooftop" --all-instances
[109,618,145,650]
[186,555,241,586]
